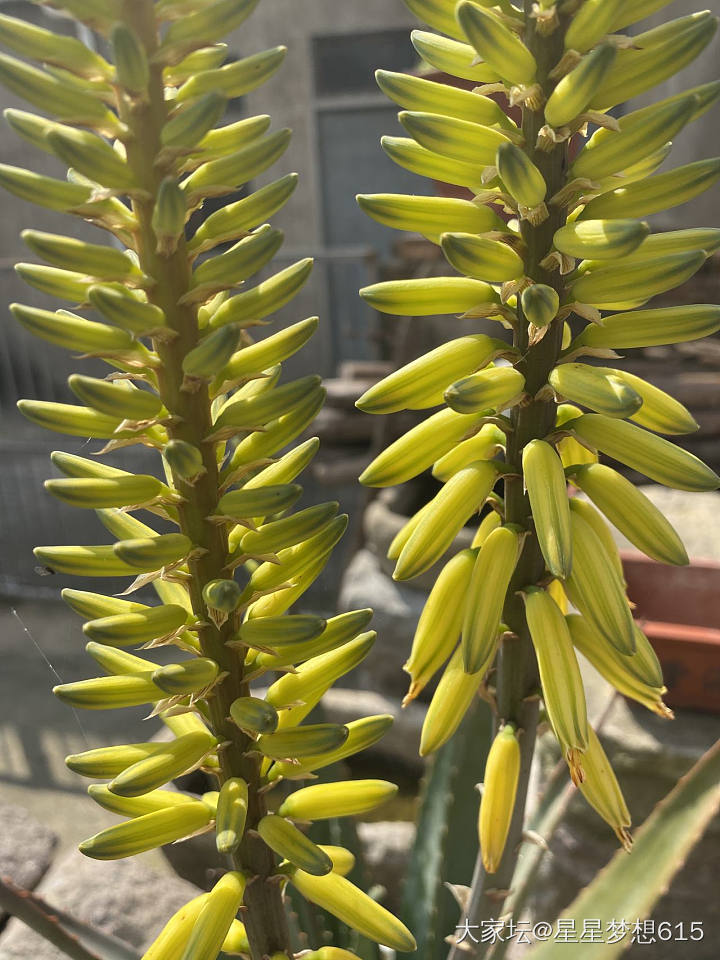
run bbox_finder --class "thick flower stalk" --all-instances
[0,2,416,958]
[358,0,719,944]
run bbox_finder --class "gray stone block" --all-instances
[0,850,201,960]
[0,803,57,914]
[358,820,416,913]
[339,548,426,698]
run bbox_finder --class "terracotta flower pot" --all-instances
[622,551,720,714]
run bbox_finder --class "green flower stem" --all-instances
[119,2,291,956]
[448,7,570,957]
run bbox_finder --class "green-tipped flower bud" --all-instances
[258,814,333,876]
[521,284,559,329]
[202,578,242,613]
[257,724,349,761]
[215,777,248,854]
[229,696,279,734]
[165,439,205,481]
[79,801,211,860]
[46,126,136,191]
[152,658,219,695]
[182,324,241,379]
[22,230,140,281]
[161,91,227,149]
[111,23,149,94]
[113,533,192,572]
[69,374,164,422]
[178,871,246,960]
[88,284,167,337]
[108,731,217,797]
[152,178,187,256]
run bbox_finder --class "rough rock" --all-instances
[357,820,416,912]
[0,803,57,917]
[0,850,201,959]
[338,548,425,698]
[321,687,425,771]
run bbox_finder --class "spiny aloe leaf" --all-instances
[526,739,720,960]
[400,698,493,959]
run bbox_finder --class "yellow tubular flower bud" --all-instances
[357,335,510,414]
[301,950,361,960]
[433,422,505,482]
[257,814,333,876]
[268,715,393,782]
[229,696,279,735]
[410,29,499,83]
[66,742,158,778]
[88,784,197,818]
[142,895,209,960]
[152,659,219,695]
[577,727,632,851]
[556,403,598,469]
[360,407,488,488]
[463,526,519,674]
[179,871,246,960]
[215,778,248,854]
[394,460,497,580]
[286,869,416,953]
[79,802,211,860]
[420,645,495,756]
[524,588,588,784]
[471,510,502,548]
[520,284,559,329]
[220,919,250,956]
[549,363,643,418]
[479,723,521,873]
[256,724,349,761]
[571,463,688,566]
[456,2,537,85]
[278,780,397,821]
[544,44,617,130]
[68,374,164,421]
[399,107,511,164]
[444,367,526,415]
[11,303,136,355]
[376,69,511,129]
[111,23,149,93]
[404,547,477,704]
[108,731,218,798]
[523,439,573,579]
[568,497,625,585]
[53,673,162,710]
[569,414,720,492]
[83,605,188,646]
[266,631,375,724]
[566,614,671,718]
[564,508,635,655]
[319,845,356,877]
[113,534,192,572]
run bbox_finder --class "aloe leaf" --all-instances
[525,739,720,960]
[401,698,493,959]
[0,877,141,960]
